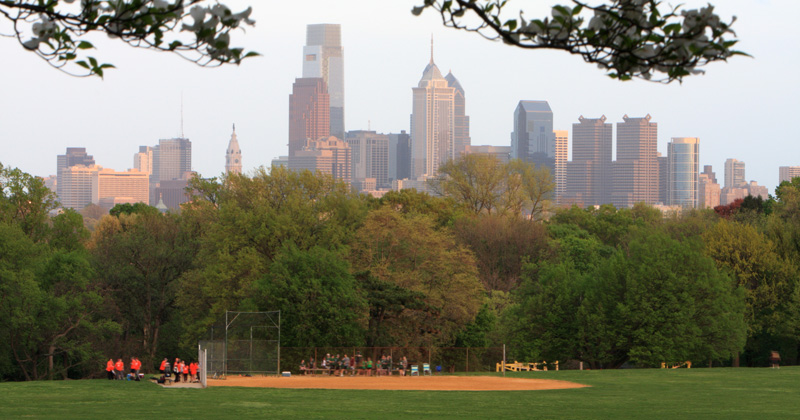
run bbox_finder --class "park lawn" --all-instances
[0,368,797,419]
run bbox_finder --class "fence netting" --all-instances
[198,311,280,377]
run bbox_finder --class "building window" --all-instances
[305,54,317,61]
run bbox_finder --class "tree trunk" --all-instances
[734,353,740,367]
[48,344,56,380]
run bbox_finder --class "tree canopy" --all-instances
[414,0,744,82]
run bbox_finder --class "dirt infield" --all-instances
[208,375,587,391]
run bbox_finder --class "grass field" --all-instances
[0,368,797,419]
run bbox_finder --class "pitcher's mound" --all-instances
[208,375,587,391]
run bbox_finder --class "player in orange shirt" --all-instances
[106,359,114,380]
[182,361,189,382]
[189,362,198,383]
[114,359,124,380]
[159,358,167,375]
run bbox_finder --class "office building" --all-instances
[463,145,512,164]
[58,164,98,210]
[511,101,555,169]
[554,130,568,205]
[153,138,192,183]
[96,168,149,210]
[611,114,659,208]
[667,137,699,208]
[445,71,470,157]
[565,116,613,206]
[289,77,330,156]
[133,146,154,177]
[388,131,411,181]
[289,136,351,183]
[303,24,345,140]
[346,130,389,188]
[410,45,455,178]
[56,147,95,201]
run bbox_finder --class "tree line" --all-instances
[1,157,799,380]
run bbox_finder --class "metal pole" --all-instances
[224,311,228,377]
[277,311,281,375]
[466,347,469,373]
[503,344,506,377]
[250,326,253,375]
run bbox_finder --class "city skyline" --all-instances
[1,0,798,191]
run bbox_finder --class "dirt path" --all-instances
[208,375,587,391]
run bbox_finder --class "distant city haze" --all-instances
[1,0,798,191]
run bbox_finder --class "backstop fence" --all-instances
[198,311,280,378]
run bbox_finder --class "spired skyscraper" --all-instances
[444,71,470,158]
[225,124,242,175]
[303,24,344,140]
[410,43,455,179]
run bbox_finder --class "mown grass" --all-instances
[0,367,797,419]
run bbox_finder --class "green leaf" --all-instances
[88,56,98,67]
[77,41,94,50]
[411,6,425,16]
[76,61,89,70]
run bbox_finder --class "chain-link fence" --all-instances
[198,311,280,378]
[280,347,506,375]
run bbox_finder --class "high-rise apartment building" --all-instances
[288,77,330,156]
[346,130,389,188]
[779,166,800,183]
[56,147,95,201]
[303,24,344,140]
[667,137,699,208]
[724,158,745,188]
[611,114,659,208]
[410,48,455,179]
[289,136,351,183]
[153,138,192,183]
[133,146,154,177]
[699,165,721,209]
[566,116,612,206]
[445,71,470,158]
[388,131,411,181]
[58,164,98,210]
[553,130,568,205]
[225,124,242,175]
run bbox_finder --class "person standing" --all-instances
[173,359,181,382]
[182,361,189,382]
[190,362,198,382]
[106,359,115,380]
[159,358,167,375]
[114,359,124,380]
[770,351,781,369]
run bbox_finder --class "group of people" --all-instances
[299,352,410,376]
[159,358,201,383]
[105,357,143,381]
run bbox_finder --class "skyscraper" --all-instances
[612,114,659,208]
[566,115,612,206]
[303,24,344,140]
[388,131,411,181]
[153,138,192,183]
[445,71,470,158]
[511,101,555,169]
[410,44,455,179]
[288,77,330,156]
[346,130,389,188]
[133,146,153,177]
[699,165,721,209]
[289,136,352,183]
[779,166,800,183]
[56,147,95,201]
[553,130,568,205]
[225,124,242,175]
[724,158,746,188]
[667,137,699,208]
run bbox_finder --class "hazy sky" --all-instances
[1,0,798,190]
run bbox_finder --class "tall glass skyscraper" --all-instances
[410,48,455,179]
[302,24,344,140]
[668,137,699,208]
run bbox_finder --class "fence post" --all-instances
[466,347,469,373]
[503,344,506,377]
